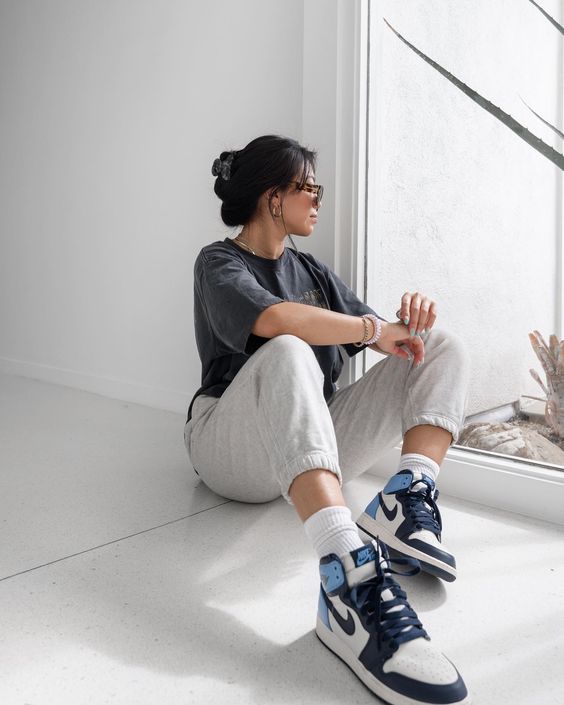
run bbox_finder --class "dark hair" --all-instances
[212,135,317,227]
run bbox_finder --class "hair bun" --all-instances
[211,136,317,227]
[211,153,234,181]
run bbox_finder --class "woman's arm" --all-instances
[262,302,415,361]
[265,301,370,346]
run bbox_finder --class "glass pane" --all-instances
[366,1,564,470]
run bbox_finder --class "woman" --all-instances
[184,135,471,705]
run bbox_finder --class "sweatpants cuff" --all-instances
[280,451,342,505]
[406,413,461,445]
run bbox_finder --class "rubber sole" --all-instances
[315,617,471,705]
[356,515,457,582]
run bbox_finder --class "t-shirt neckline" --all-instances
[224,237,290,269]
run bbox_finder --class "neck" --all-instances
[237,218,287,259]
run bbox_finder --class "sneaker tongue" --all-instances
[409,470,434,494]
[343,543,408,623]
[342,542,386,588]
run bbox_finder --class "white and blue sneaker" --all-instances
[316,539,470,705]
[356,470,457,582]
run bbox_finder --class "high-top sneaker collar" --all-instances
[383,469,434,496]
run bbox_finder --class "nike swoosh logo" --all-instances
[323,591,355,636]
[355,547,375,566]
[380,497,398,522]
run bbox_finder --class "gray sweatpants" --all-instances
[183,328,471,504]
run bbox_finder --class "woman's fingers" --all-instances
[409,293,422,335]
[396,346,424,366]
[418,300,437,334]
[383,321,425,364]
[426,307,437,331]
[399,294,411,326]
[407,335,425,364]
[398,293,437,336]
[395,331,425,365]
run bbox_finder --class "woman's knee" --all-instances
[266,333,314,355]
[257,334,323,376]
[427,327,470,369]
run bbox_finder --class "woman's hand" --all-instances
[374,321,425,365]
[396,291,437,337]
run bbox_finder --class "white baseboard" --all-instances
[366,445,564,527]
[0,356,189,415]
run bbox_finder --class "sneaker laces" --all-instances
[401,481,443,537]
[350,549,428,653]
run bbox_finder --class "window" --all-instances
[365,1,564,473]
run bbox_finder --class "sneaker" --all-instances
[316,539,470,705]
[356,470,457,582]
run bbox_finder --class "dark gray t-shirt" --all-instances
[186,237,387,423]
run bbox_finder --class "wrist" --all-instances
[353,314,382,347]
[371,322,390,354]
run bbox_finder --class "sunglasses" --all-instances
[290,181,324,206]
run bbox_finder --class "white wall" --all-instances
[0,0,305,415]
[5,0,561,425]
[367,0,563,417]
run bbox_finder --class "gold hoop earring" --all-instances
[272,205,281,218]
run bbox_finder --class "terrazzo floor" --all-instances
[1,372,563,705]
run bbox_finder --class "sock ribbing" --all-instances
[303,505,364,560]
[398,452,440,483]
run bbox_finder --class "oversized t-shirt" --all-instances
[186,237,388,423]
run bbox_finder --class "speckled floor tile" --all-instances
[0,372,224,578]
[1,374,563,704]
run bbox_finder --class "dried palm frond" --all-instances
[529,331,564,437]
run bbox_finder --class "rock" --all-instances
[458,422,564,464]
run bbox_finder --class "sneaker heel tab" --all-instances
[383,472,413,494]
[319,556,346,595]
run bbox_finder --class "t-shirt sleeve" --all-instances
[316,258,390,358]
[195,249,285,355]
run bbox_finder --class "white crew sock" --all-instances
[397,452,440,483]
[303,505,365,560]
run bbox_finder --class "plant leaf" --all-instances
[558,341,564,374]
[549,333,560,360]
[528,0,564,35]
[529,368,548,394]
[529,331,556,375]
[382,18,564,171]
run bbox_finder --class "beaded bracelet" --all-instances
[353,314,382,347]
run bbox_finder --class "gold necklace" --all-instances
[233,235,283,260]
